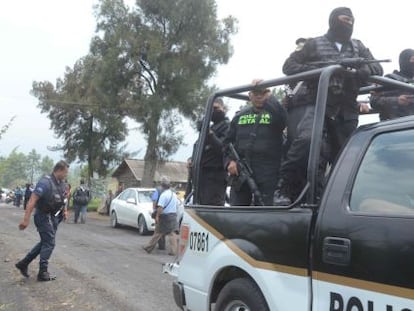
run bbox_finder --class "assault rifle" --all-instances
[310,58,390,69]
[228,143,265,206]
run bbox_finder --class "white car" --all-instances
[0,188,11,202]
[109,187,155,235]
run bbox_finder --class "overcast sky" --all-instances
[0,0,411,163]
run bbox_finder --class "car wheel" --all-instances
[138,215,149,235]
[214,278,269,311]
[111,211,119,228]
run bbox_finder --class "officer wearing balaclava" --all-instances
[274,7,383,206]
[371,48,414,121]
[193,97,230,205]
[327,7,354,44]
[398,49,414,79]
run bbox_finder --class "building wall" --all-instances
[116,170,141,189]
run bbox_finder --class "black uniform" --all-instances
[198,114,230,205]
[224,96,287,206]
[275,7,383,205]
[370,49,414,120]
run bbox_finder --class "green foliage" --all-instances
[0,149,55,188]
[92,0,237,185]
[30,0,237,187]
[31,55,130,179]
[87,197,101,212]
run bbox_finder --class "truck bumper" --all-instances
[172,281,186,310]
[162,262,186,310]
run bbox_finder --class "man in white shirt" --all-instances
[143,176,178,256]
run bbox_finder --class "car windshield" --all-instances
[138,191,153,203]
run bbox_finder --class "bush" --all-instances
[87,198,101,212]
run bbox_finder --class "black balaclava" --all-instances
[211,110,225,124]
[328,7,354,44]
[399,48,414,78]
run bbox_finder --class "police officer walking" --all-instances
[370,48,414,120]
[15,160,69,281]
[274,7,383,206]
[224,81,287,206]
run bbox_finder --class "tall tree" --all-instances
[26,149,41,184]
[0,149,28,187]
[39,156,54,177]
[31,54,130,183]
[93,0,237,185]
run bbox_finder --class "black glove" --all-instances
[356,65,370,83]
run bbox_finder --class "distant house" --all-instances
[111,159,188,190]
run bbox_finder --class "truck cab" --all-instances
[164,66,414,311]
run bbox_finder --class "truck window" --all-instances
[350,129,414,215]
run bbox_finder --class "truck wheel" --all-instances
[138,215,148,235]
[215,278,269,311]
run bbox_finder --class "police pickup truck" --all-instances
[164,66,414,311]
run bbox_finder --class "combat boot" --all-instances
[37,269,56,282]
[15,261,29,278]
[273,180,292,206]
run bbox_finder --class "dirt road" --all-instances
[0,203,181,311]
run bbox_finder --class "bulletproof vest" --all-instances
[313,35,358,61]
[234,105,284,163]
[37,175,65,214]
[309,35,360,118]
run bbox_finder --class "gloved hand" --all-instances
[356,65,371,83]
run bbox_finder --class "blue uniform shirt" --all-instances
[33,175,66,214]
[33,176,53,199]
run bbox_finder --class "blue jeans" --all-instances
[22,211,59,271]
[74,204,87,223]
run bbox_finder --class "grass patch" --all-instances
[87,198,101,212]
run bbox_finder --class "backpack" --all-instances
[73,187,89,205]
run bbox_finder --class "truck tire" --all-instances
[214,277,269,311]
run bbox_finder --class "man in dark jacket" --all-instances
[224,81,287,206]
[370,48,414,120]
[274,7,383,205]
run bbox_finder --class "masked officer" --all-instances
[224,80,287,206]
[15,160,69,281]
[274,7,383,206]
[370,48,414,120]
[198,97,230,205]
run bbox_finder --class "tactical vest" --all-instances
[376,71,414,120]
[37,175,66,214]
[234,105,284,163]
[308,35,361,118]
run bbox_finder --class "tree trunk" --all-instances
[141,113,160,187]
[87,116,93,187]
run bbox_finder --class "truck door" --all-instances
[312,126,414,310]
